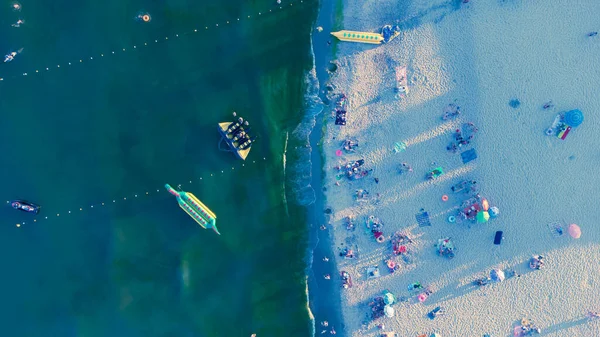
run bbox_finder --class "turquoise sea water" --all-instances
[0,0,318,336]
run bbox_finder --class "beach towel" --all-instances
[461,148,477,164]
[416,210,432,227]
[494,231,503,245]
[393,141,407,153]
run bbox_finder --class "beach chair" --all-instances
[547,222,564,237]
[427,306,444,319]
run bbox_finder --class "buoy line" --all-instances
[0,0,314,82]
[8,157,268,228]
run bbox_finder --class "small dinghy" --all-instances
[11,200,40,214]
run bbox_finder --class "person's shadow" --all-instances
[537,316,590,335]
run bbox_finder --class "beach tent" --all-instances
[430,334,441,337]
[564,109,584,127]
[490,269,505,282]
[476,211,490,223]
[384,305,395,317]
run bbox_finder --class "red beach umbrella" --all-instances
[568,224,581,239]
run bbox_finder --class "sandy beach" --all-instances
[321,0,600,336]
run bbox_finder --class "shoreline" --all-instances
[305,0,347,336]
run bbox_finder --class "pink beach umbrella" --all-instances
[335,149,342,156]
[568,224,581,239]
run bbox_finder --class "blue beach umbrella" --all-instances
[564,109,584,127]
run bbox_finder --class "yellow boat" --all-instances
[165,184,220,235]
[330,30,384,44]
[217,114,255,161]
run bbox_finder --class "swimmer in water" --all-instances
[11,2,21,11]
[4,52,17,63]
[136,12,151,22]
[11,19,24,27]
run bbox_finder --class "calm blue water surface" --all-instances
[0,0,317,336]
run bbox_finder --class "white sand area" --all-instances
[322,0,600,336]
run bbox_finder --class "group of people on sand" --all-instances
[447,122,478,153]
[529,255,545,270]
[442,102,461,120]
[335,159,370,180]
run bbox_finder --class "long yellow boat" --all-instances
[165,184,220,235]
[330,30,384,44]
[331,25,401,45]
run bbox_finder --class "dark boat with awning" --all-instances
[217,112,256,161]
[11,200,40,214]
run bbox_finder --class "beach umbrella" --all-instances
[490,269,505,282]
[481,199,490,211]
[384,305,395,317]
[335,149,342,156]
[568,224,581,239]
[476,211,490,223]
[489,206,500,218]
[430,334,441,337]
[564,109,584,127]
[383,292,395,305]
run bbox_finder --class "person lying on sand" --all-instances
[587,311,600,319]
